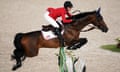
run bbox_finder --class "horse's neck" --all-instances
[64,13,95,35]
[63,16,92,42]
[71,11,96,31]
[73,16,92,32]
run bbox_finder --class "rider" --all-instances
[44,1,73,46]
[44,1,73,34]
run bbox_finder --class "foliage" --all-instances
[101,44,120,52]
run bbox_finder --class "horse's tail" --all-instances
[12,33,25,61]
[14,33,23,50]
[11,33,26,71]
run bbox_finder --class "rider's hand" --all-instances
[72,18,76,23]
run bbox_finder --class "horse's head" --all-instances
[91,8,108,33]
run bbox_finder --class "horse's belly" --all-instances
[25,48,38,57]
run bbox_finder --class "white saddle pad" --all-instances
[41,30,64,40]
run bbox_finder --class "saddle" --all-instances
[42,21,63,32]
[41,22,64,41]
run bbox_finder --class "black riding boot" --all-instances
[54,28,65,47]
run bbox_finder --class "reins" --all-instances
[81,25,97,32]
[72,10,80,14]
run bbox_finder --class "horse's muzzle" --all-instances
[101,27,108,33]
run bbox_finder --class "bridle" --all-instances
[81,15,102,32]
[81,25,96,32]
[72,10,99,32]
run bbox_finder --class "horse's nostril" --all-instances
[105,28,108,32]
[103,27,108,32]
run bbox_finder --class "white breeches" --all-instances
[44,11,59,28]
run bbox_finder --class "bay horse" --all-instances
[11,8,108,71]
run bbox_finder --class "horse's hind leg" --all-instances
[11,49,25,71]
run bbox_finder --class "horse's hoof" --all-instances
[12,63,22,71]
[12,66,17,71]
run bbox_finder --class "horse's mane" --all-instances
[64,10,96,26]
[72,10,96,19]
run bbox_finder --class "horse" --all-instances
[11,8,108,71]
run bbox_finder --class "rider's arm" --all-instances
[47,8,54,12]
[67,12,72,17]
[61,12,72,23]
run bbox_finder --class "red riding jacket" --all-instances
[47,7,72,23]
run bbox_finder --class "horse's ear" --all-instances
[97,7,101,14]
[96,7,101,16]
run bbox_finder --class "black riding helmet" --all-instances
[64,1,73,9]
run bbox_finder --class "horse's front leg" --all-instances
[67,38,88,50]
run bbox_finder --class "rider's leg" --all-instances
[44,11,59,28]
[44,11,60,34]
[44,11,64,47]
